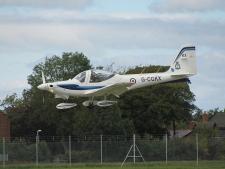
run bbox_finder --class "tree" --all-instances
[0,93,32,136]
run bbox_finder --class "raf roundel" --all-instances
[130,78,136,84]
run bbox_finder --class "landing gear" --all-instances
[82,97,96,108]
[82,100,97,108]
[56,96,118,109]
[82,96,117,108]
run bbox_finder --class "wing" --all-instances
[55,94,69,100]
[85,83,132,97]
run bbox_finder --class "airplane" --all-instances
[38,46,197,109]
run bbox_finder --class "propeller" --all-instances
[38,71,55,104]
[38,71,47,90]
[38,71,47,104]
[41,71,46,84]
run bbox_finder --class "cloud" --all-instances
[2,15,225,50]
[0,80,28,90]
[0,0,93,9]
[0,79,29,101]
[149,0,225,12]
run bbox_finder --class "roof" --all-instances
[208,112,225,128]
[169,129,192,138]
[0,111,8,115]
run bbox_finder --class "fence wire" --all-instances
[0,134,225,166]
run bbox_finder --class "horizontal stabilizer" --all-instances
[162,78,190,84]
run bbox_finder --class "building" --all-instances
[169,112,225,138]
[169,129,192,138]
[207,112,225,137]
[0,111,10,138]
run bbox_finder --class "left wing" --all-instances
[85,83,132,97]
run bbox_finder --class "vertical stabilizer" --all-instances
[169,46,197,75]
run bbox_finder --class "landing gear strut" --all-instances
[82,96,117,107]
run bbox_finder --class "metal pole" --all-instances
[121,145,133,167]
[133,134,135,164]
[35,130,42,166]
[196,133,199,166]
[100,135,103,164]
[36,135,38,166]
[2,137,5,168]
[166,134,168,164]
[69,136,71,166]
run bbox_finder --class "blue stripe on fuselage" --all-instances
[57,84,105,90]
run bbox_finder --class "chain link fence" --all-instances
[1,134,225,167]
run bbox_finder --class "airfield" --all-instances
[3,161,225,169]
[1,1,225,169]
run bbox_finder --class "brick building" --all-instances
[0,111,10,138]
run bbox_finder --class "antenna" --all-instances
[105,62,115,72]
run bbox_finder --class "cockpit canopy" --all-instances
[90,70,115,83]
[73,70,115,83]
[73,71,86,83]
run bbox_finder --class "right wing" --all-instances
[85,83,132,97]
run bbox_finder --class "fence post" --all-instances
[36,135,39,166]
[165,134,168,164]
[100,135,103,164]
[69,136,71,166]
[133,134,136,164]
[2,137,5,168]
[196,133,199,166]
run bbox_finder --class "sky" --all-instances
[0,0,225,110]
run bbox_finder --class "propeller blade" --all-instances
[41,71,46,84]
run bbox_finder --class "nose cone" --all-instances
[38,84,48,90]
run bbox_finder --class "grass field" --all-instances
[2,161,225,169]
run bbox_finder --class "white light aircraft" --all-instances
[38,46,197,109]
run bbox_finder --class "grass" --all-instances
[2,161,225,169]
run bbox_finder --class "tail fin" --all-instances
[169,46,197,76]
